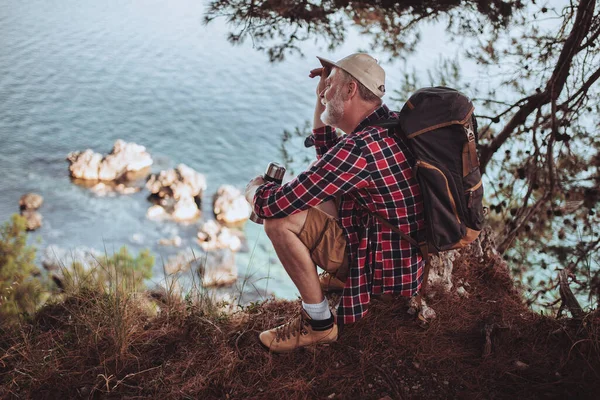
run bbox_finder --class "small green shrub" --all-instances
[0,214,44,322]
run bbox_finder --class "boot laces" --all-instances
[274,312,309,342]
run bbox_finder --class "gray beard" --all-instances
[321,94,344,126]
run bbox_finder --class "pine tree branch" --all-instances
[479,0,597,173]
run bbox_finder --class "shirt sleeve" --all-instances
[253,136,371,219]
[309,126,342,159]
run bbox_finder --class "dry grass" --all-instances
[1,247,599,399]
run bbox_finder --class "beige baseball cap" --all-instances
[317,53,386,98]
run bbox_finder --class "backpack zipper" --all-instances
[466,180,482,208]
[416,160,461,224]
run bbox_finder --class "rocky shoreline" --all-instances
[22,140,255,291]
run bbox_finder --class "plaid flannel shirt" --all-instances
[253,105,425,324]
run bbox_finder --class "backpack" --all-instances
[362,87,485,322]
[372,86,485,255]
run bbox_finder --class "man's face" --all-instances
[320,68,346,127]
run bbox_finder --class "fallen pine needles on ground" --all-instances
[1,249,599,399]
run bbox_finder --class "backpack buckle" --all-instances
[465,123,476,143]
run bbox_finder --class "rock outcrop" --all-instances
[193,248,237,287]
[19,193,43,231]
[67,140,153,181]
[162,220,245,286]
[197,220,243,252]
[146,164,206,222]
[21,210,43,231]
[213,185,252,225]
[19,193,43,210]
[163,248,238,287]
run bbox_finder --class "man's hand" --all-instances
[309,66,330,97]
[244,176,265,205]
[310,66,330,129]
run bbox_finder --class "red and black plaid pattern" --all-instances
[254,105,425,324]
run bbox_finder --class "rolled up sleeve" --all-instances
[253,136,371,219]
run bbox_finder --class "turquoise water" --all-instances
[0,0,454,299]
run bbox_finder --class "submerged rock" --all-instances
[89,182,143,196]
[67,140,152,181]
[19,193,44,231]
[19,193,43,210]
[158,236,182,247]
[21,210,42,231]
[213,185,252,225]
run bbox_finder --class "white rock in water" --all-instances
[21,210,42,231]
[158,236,182,247]
[98,140,152,180]
[218,228,242,252]
[172,194,200,221]
[146,169,178,197]
[131,233,145,244]
[67,149,103,180]
[68,140,152,181]
[192,248,237,287]
[19,193,43,210]
[164,252,193,274]
[146,164,206,200]
[177,163,207,197]
[197,220,244,252]
[213,185,252,225]
[200,220,221,238]
[170,181,195,200]
[147,205,167,220]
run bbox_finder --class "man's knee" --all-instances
[263,210,308,239]
[263,217,285,240]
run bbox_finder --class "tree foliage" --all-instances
[204,0,523,61]
[206,0,600,309]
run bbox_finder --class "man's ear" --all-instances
[346,80,358,100]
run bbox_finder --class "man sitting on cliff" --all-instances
[245,53,425,353]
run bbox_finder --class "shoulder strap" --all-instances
[370,120,402,130]
[366,210,420,248]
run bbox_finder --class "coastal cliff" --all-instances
[1,233,597,399]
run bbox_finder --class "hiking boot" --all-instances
[259,309,338,353]
[319,271,345,292]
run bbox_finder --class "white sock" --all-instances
[302,298,331,321]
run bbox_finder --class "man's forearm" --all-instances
[313,98,325,130]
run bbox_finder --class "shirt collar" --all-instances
[352,104,392,134]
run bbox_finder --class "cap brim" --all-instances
[316,56,337,70]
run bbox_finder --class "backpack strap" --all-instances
[365,209,420,248]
